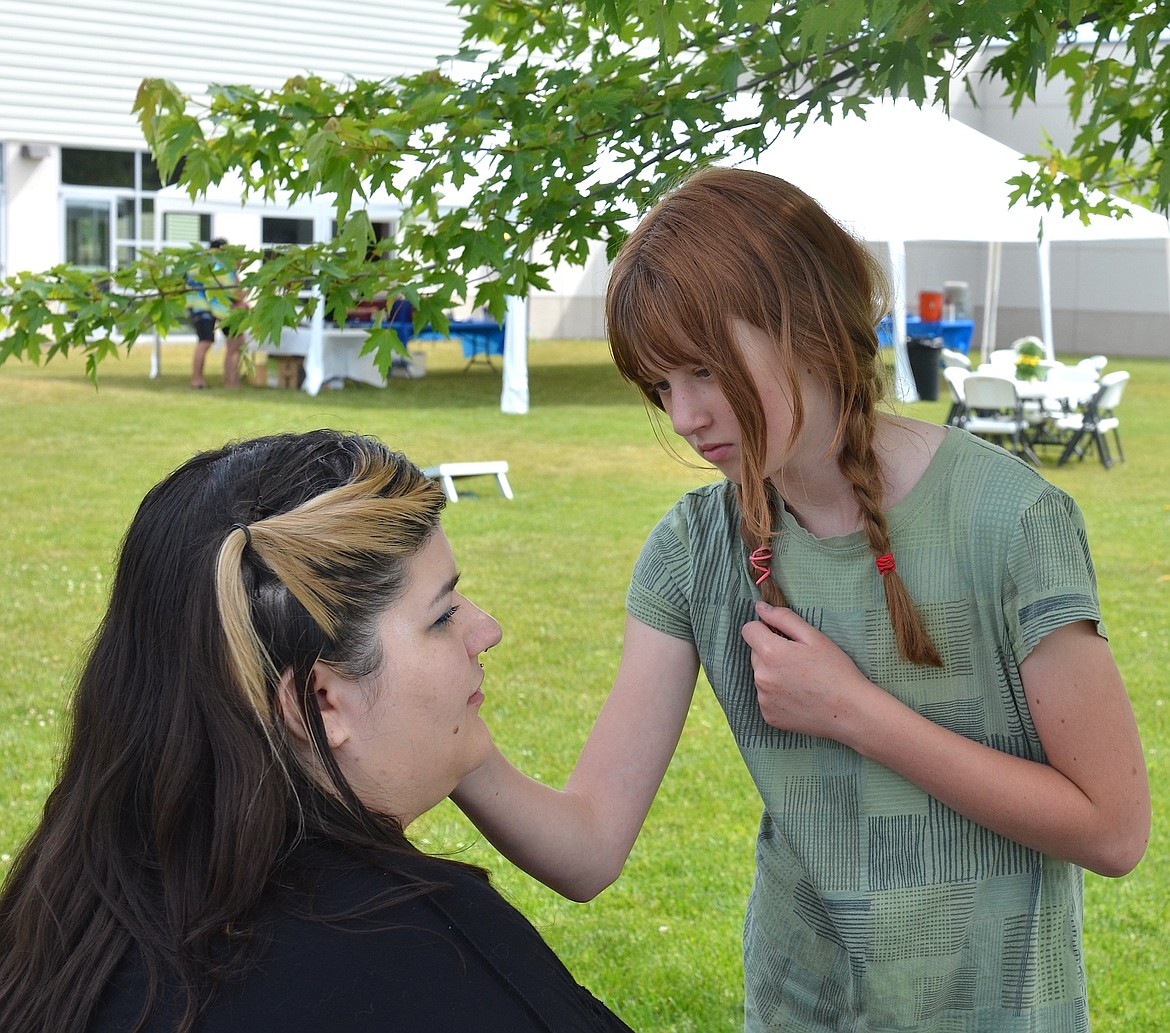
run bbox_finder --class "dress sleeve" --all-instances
[626,514,696,643]
[1002,486,1105,661]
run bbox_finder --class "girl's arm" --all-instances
[742,604,1150,876]
[452,615,700,901]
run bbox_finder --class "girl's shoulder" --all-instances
[877,415,948,507]
[914,425,1083,537]
[661,479,742,540]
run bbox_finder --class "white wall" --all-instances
[529,239,610,339]
[0,0,463,149]
[4,146,61,273]
[900,238,1170,358]
[0,0,464,274]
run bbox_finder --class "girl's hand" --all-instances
[742,605,1150,875]
[740,601,880,744]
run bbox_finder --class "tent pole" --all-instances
[981,242,1002,362]
[299,211,332,396]
[887,240,916,402]
[1038,238,1054,358]
[500,292,530,414]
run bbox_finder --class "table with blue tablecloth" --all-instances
[388,319,505,367]
[876,315,975,354]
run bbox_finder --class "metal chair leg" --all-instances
[1058,427,1087,466]
[1094,430,1112,468]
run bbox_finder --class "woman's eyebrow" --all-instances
[430,571,461,608]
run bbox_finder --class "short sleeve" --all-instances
[626,515,696,643]
[1003,487,1105,661]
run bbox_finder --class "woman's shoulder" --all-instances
[877,415,948,507]
[888,419,1059,499]
[914,427,1087,552]
[279,840,495,926]
[864,422,1082,556]
[943,425,1074,505]
[269,845,632,1032]
[95,843,632,1032]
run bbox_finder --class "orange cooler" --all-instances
[918,290,944,322]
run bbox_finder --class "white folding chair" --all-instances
[1055,371,1129,468]
[958,374,1039,464]
[940,348,972,371]
[942,366,970,426]
[1080,354,1109,376]
[1065,361,1102,383]
[1028,361,1096,431]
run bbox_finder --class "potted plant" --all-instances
[1012,336,1046,381]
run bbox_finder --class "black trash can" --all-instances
[906,335,943,401]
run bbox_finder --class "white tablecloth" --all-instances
[267,326,388,392]
[975,367,1098,409]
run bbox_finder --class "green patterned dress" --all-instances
[628,428,1100,1032]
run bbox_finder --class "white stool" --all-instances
[422,461,513,502]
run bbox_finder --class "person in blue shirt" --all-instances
[185,237,246,389]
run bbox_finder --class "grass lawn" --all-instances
[1,340,1166,1031]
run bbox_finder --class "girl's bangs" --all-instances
[609,271,729,394]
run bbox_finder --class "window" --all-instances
[262,218,315,246]
[61,148,169,190]
[65,200,111,270]
[60,149,174,271]
[163,212,211,243]
[61,148,135,188]
[260,216,397,252]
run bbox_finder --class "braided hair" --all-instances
[607,166,942,667]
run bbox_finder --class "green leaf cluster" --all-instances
[6,0,1170,375]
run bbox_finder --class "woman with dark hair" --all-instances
[453,168,1150,1030]
[0,430,633,1033]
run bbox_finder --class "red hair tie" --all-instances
[749,546,772,586]
[875,552,896,575]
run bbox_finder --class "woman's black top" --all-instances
[90,843,634,1032]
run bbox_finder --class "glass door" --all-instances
[115,195,153,269]
[64,198,112,271]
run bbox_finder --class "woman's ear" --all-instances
[273,662,354,750]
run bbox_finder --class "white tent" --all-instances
[736,99,1170,399]
[153,100,1168,409]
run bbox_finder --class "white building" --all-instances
[2,3,1167,356]
[0,0,463,272]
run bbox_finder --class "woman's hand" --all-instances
[740,601,881,745]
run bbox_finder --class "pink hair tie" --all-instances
[875,552,896,575]
[749,546,772,586]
